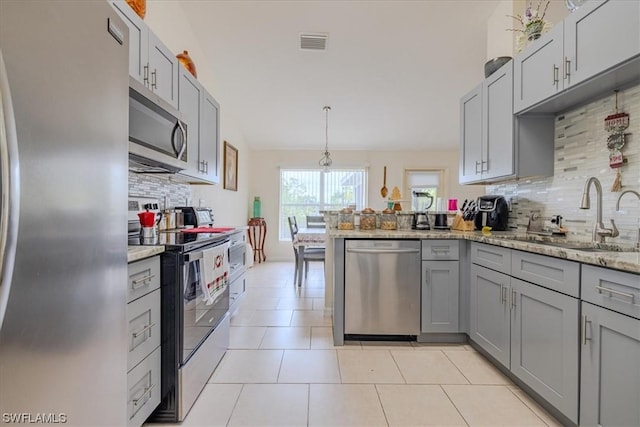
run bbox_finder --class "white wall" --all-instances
[249,149,485,261]
[144,1,251,226]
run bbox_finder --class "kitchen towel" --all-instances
[201,241,230,305]
[182,227,235,233]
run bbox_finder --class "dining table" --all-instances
[293,227,326,286]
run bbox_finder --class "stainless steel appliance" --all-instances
[0,2,129,425]
[344,240,421,336]
[474,195,509,231]
[177,206,215,227]
[129,223,234,422]
[128,77,187,173]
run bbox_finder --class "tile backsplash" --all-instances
[128,173,192,209]
[487,85,640,244]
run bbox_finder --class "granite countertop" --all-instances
[327,229,640,274]
[127,246,165,263]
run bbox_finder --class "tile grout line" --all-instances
[441,349,473,385]
[225,383,245,427]
[506,386,556,427]
[373,384,392,427]
[388,350,409,385]
[439,384,471,427]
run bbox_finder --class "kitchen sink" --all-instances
[498,236,639,253]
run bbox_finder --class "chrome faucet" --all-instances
[579,177,619,243]
[615,189,640,248]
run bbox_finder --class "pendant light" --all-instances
[319,106,332,171]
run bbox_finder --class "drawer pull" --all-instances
[131,274,155,289]
[132,322,156,339]
[430,247,450,253]
[595,285,635,302]
[582,315,591,346]
[132,383,155,406]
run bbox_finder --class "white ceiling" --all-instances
[180,0,500,151]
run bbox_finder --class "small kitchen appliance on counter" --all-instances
[177,206,215,227]
[411,212,430,230]
[474,195,509,231]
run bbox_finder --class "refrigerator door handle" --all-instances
[0,50,21,330]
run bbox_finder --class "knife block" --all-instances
[451,214,475,231]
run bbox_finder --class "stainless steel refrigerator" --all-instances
[0,1,129,425]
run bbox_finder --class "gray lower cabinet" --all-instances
[421,261,459,332]
[580,302,640,427]
[470,244,579,423]
[511,278,579,423]
[127,256,162,427]
[470,264,511,367]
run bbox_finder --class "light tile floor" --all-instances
[149,261,562,427]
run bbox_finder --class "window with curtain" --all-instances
[279,168,367,240]
[405,169,444,211]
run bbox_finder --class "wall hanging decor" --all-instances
[224,141,238,191]
[604,91,631,191]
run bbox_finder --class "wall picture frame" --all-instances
[223,141,238,191]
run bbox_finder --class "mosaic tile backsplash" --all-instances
[128,173,192,209]
[487,85,640,244]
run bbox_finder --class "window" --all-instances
[405,169,444,212]
[279,168,367,240]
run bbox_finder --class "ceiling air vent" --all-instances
[300,33,328,51]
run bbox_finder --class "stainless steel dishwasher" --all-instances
[344,240,421,336]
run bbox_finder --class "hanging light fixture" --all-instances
[319,106,332,171]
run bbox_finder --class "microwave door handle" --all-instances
[171,120,187,160]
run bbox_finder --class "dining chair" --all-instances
[288,216,325,284]
[306,215,326,228]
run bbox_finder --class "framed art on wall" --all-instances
[224,141,238,191]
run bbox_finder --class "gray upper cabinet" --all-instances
[459,62,554,184]
[564,0,640,87]
[460,64,513,183]
[580,301,640,427]
[200,91,221,184]
[460,84,483,184]
[513,24,564,113]
[514,0,640,114]
[110,1,178,109]
[177,67,203,178]
[176,64,221,184]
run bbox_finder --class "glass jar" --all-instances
[338,208,355,230]
[359,208,376,230]
[380,208,397,230]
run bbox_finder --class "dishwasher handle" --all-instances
[346,248,420,254]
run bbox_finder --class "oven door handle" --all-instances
[184,240,231,262]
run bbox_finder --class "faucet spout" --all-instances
[615,189,640,210]
[580,177,605,233]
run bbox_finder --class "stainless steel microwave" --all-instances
[128,77,187,173]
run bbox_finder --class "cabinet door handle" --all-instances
[205,161,209,173]
[595,285,635,302]
[500,285,507,305]
[131,274,155,289]
[564,58,571,80]
[151,69,157,89]
[143,64,149,85]
[481,160,488,173]
[424,267,431,286]
[132,383,155,406]
[132,322,156,339]
[510,289,517,310]
[582,315,592,345]
[475,161,481,175]
[552,64,559,85]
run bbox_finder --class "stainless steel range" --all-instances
[128,198,245,422]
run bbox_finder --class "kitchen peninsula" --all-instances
[329,228,639,425]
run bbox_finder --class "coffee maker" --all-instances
[412,212,430,230]
[474,195,509,231]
